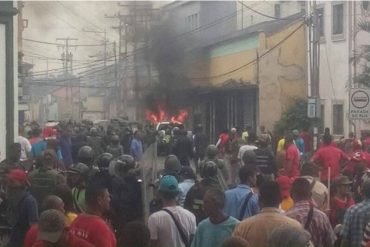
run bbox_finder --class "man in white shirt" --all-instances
[148,175,196,247]
[238,132,257,166]
[17,135,32,161]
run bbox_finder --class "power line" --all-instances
[189,22,305,80]
[23,38,114,47]
[56,1,105,33]
[238,1,303,21]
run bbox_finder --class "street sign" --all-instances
[349,89,370,119]
[307,98,320,118]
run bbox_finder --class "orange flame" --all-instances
[146,106,189,124]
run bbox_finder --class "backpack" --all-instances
[29,169,57,207]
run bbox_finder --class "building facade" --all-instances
[0,1,18,160]
[314,1,370,138]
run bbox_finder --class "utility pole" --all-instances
[56,37,78,119]
[306,0,321,150]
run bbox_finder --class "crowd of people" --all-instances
[2,120,370,247]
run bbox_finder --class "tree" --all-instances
[274,98,320,136]
[353,20,370,86]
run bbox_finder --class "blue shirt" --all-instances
[177,179,195,207]
[130,138,143,161]
[191,217,239,247]
[341,199,370,247]
[295,137,305,154]
[31,140,47,157]
[224,184,259,220]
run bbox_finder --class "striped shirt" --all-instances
[286,200,336,247]
[342,199,370,247]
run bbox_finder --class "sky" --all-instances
[22,1,168,75]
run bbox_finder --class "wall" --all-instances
[188,21,307,131]
[0,24,6,160]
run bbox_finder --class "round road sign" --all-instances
[351,90,370,109]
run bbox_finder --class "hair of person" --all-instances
[323,134,332,145]
[120,221,150,247]
[362,180,370,199]
[247,132,257,143]
[85,181,108,207]
[324,127,330,135]
[159,190,178,200]
[269,225,311,247]
[259,181,281,208]
[221,237,249,247]
[204,189,225,209]
[41,195,63,212]
[31,128,41,137]
[284,134,294,148]
[291,178,311,201]
[54,184,76,213]
[238,165,256,184]
[9,142,21,151]
[300,162,319,177]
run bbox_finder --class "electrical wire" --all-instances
[23,38,114,47]
[238,1,303,21]
[189,22,305,80]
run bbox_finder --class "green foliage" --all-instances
[274,98,319,135]
[355,20,370,87]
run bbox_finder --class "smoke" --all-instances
[146,20,191,115]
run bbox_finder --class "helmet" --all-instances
[111,135,120,142]
[97,153,114,170]
[242,150,256,165]
[78,146,94,160]
[164,155,181,174]
[200,160,218,178]
[68,162,89,177]
[111,155,135,177]
[206,145,218,159]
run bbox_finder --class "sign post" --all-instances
[349,89,370,120]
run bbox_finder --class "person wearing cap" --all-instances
[177,166,196,207]
[87,127,104,157]
[5,169,38,247]
[329,176,355,228]
[224,166,259,220]
[31,209,94,247]
[282,134,300,179]
[69,181,116,247]
[201,145,228,190]
[148,175,196,247]
[286,178,336,247]
[238,133,258,167]
[276,176,294,212]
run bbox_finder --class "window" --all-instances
[185,13,199,31]
[317,8,324,38]
[333,104,344,135]
[274,4,281,18]
[332,3,344,36]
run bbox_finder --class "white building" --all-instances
[314,1,370,138]
[0,1,19,161]
[236,1,304,30]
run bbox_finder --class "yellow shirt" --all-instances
[65,212,78,226]
[277,138,285,152]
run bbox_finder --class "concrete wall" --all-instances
[188,21,307,131]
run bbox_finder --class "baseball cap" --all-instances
[159,175,179,194]
[7,169,30,187]
[37,209,65,243]
[276,176,292,198]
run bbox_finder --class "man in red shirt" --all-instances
[283,134,300,179]
[69,182,116,247]
[31,209,93,247]
[311,135,349,185]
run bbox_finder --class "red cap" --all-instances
[276,176,292,199]
[7,169,30,186]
